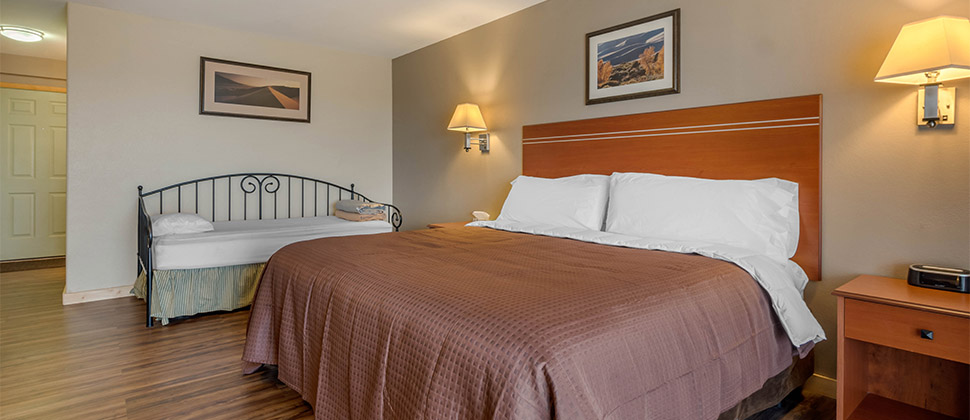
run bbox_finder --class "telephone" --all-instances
[471,211,490,222]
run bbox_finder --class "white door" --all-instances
[0,88,67,260]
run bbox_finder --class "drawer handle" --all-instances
[919,329,934,340]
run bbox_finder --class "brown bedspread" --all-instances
[242,227,794,419]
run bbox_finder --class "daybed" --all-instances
[135,173,401,326]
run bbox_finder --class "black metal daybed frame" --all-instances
[137,173,402,327]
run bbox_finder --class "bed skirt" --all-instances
[717,351,815,420]
[132,263,265,325]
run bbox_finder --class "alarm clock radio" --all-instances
[907,264,970,293]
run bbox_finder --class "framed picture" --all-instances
[586,9,680,105]
[200,57,311,123]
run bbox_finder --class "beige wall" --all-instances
[392,0,970,380]
[0,53,67,89]
[67,4,392,293]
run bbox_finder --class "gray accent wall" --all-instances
[392,0,970,380]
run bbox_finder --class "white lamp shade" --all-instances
[874,16,970,85]
[447,103,487,132]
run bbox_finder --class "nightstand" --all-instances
[833,275,969,420]
[427,222,471,229]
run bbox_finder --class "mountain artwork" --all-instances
[586,10,679,105]
[596,28,665,89]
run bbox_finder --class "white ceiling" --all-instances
[0,0,545,61]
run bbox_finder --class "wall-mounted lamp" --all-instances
[447,103,490,152]
[874,16,970,128]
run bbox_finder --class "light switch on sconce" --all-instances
[448,103,490,152]
[874,16,970,128]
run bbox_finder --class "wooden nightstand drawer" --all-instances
[844,298,969,364]
[836,275,969,419]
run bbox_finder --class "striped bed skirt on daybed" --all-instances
[132,263,265,325]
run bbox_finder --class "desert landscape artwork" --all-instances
[200,57,311,123]
[586,9,680,105]
[214,72,300,110]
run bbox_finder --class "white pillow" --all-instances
[605,172,799,260]
[496,174,610,230]
[152,213,215,237]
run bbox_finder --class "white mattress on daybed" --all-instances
[153,216,392,270]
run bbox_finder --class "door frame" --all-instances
[0,82,66,93]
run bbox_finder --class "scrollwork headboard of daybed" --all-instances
[135,173,400,326]
[138,173,400,226]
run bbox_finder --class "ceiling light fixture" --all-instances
[0,26,45,42]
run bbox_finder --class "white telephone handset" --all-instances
[471,211,490,222]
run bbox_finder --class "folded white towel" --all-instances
[335,199,386,215]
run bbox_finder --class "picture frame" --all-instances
[585,9,680,105]
[199,57,311,123]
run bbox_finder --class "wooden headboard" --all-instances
[522,95,821,281]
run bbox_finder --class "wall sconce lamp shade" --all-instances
[448,103,487,132]
[0,26,44,42]
[874,16,970,85]
[448,103,490,152]
[875,16,970,127]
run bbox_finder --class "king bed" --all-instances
[241,95,825,419]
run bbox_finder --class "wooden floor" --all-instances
[0,268,836,419]
[0,268,311,419]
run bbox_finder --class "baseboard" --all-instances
[62,285,134,305]
[804,373,837,398]
[1,256,65,273]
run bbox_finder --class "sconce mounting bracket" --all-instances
[917,86,955,127]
